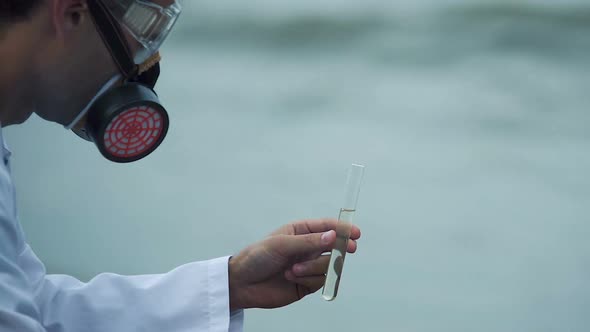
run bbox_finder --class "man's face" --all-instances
[29,1,115,126]
[31,0,145,127]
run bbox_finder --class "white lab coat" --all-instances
[0,127,244,332]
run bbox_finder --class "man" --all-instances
[0,0,362,331]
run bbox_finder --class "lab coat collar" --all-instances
[0,124,12,165]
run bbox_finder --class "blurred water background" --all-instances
[5,0,590,331]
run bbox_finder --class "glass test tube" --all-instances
[322,164,365,301]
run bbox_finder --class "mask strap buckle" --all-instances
[132,52,162,90]
[138,52,161,75]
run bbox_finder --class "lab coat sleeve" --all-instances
[0,211,45,331]
[18,244,244,332]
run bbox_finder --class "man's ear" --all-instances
[51,0,89,40]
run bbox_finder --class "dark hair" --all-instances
[0,0,42,23]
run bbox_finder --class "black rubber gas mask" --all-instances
[65,0,181,163]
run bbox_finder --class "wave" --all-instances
[169,3,590,60]
[171,12,392,48]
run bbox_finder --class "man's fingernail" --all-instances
[321,231,334,245]
[293,264,305,274]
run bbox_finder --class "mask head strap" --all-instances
[87,0,138,79]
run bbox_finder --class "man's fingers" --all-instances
[291,255,331,277]
[297,238,359,265]
[275,230,336,258]
[291,276,327,298]
[291,218,362,241]
[306,239,360,260]
[292,218,338,235]
[348,239,358,253]
[290,240,360,277]
[273,221,361,260]
[351,225,361,240]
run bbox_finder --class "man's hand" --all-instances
[228,218,361,310]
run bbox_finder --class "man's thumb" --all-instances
[281,230,336,257]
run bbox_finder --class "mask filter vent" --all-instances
[103,106,165,159]
[85,83,169,163]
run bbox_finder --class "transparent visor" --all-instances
[101,0,182,64]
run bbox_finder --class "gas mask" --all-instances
[66,0,181,163]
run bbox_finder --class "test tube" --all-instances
[322,164,365,301]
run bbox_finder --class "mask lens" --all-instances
[103,0,182,64]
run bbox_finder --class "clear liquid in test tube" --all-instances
[322,164,365,301]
